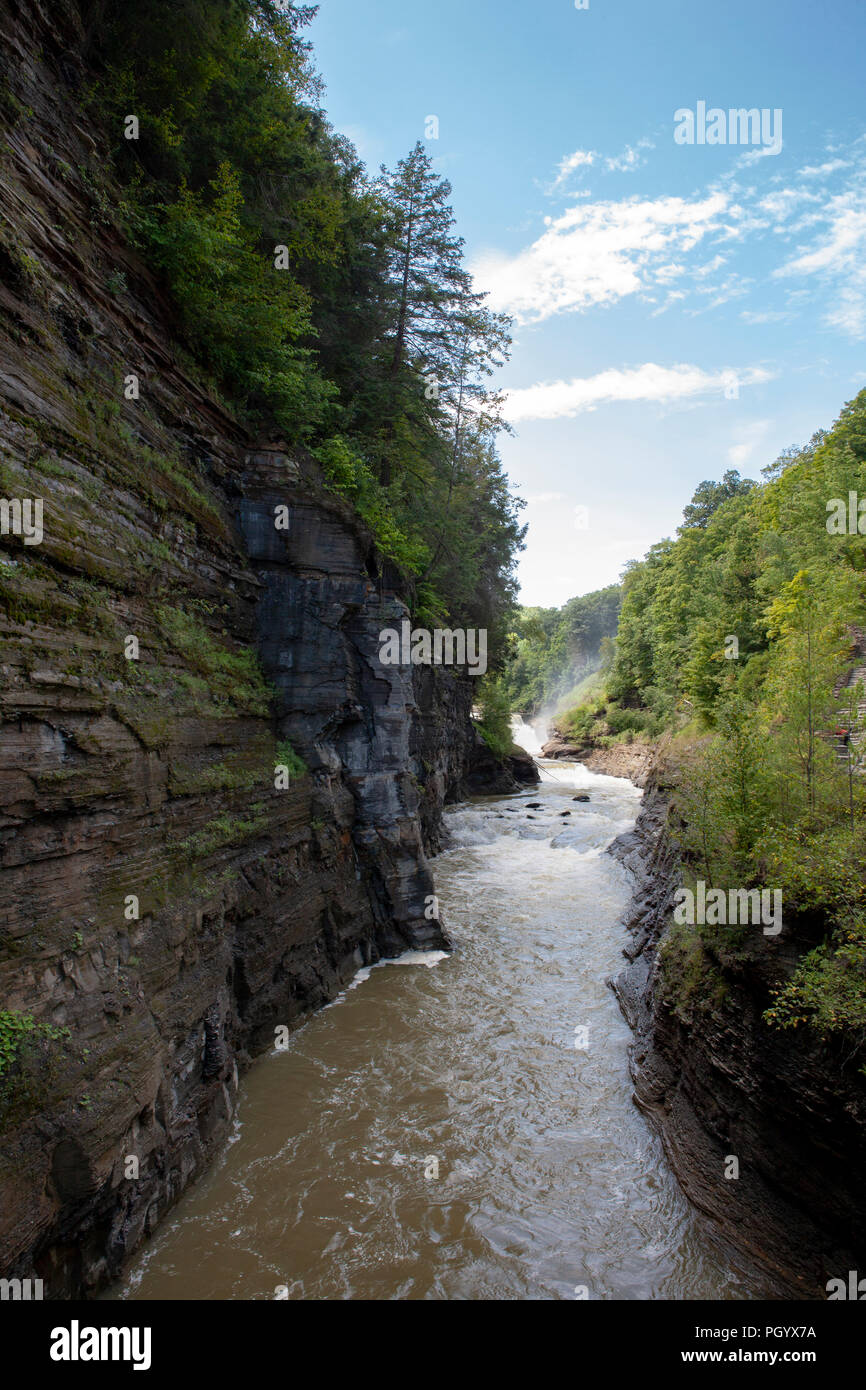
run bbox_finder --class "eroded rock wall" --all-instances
[611,759,866,1298]
[0,0,478,1297]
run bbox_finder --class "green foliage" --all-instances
[503,585,621,713]
[83,0,524,643]
[476,674,516,758]
[573,390,866,1058]
[0,1011,37,1079]
[179,811,270,859]
[140,162,335,439]
[275,739,307,779]
[0,1011,65,1080]
[764,918,866,1056]
[158,605,271,716]
[313,435,431,577]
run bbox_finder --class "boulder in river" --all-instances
[573,794,590,802]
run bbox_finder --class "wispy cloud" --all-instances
[504,363,774,423]
[476,136,866,338]
[798,159,850,178]
[605,138,654,173]
[774,191,866,337]
[474,193,728,323]
[549,149,595,191]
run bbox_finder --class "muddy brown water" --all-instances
[110,760,779,1300]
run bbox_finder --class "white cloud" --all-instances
[798,159,851,178]
[479,136,866,336]
[605,139,653,173]
[473,193,728,323]
[504,362,774,423]
[692,253,727,278]
[550,149,595,191]
[740,308,790,324]
[758,188,820,221]
[526,491,566,503]
[737,144,784,166]
[774,192,866,337]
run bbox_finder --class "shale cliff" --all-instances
[611,753,866,1299]
[0,0,523,1297]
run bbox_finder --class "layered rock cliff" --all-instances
[0,0,524,1297]
[611,756,866,1298]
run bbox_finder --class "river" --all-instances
[109,737,777,1300]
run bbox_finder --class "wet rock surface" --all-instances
[541,734,655,786]
[610,757,866,1298]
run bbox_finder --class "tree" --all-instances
[373,143,511,487]
[679,469,755,531]
[765,569,847,815]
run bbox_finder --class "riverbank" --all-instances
[542,733,656,787]
[110,758,778,1300]
[607,744,866,1299]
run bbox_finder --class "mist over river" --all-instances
[110,755,779,1301]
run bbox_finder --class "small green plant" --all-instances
[105,269,128,295]
[275,739,307,779]
[0,1011,66,1079]
[179,811,270,859]
[0,1011,37,1078]
[158,605,272,716]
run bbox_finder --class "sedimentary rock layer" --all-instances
[0,0,514,1296]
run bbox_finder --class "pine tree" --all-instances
[374,142,511,487]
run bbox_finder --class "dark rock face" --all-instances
[0,2,502,1298]
[506,749,540,785]
[610,765,866,1298]
[461,737,539,797]
[238,463,448,958]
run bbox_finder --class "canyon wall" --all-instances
[611,756,866,1298]
[0,0,523,1297]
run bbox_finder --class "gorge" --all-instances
[1,0,864,1309]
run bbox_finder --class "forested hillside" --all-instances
[550,391,866,1060]
[76,0,524,651]
[503,584,621,714]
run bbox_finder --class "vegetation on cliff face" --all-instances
[534,391,866,1061]
[78,0,524,655]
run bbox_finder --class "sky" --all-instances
[308,0,866,608]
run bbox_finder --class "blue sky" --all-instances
[309,0,866,607]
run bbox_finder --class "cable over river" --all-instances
[110,754,778,1301]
